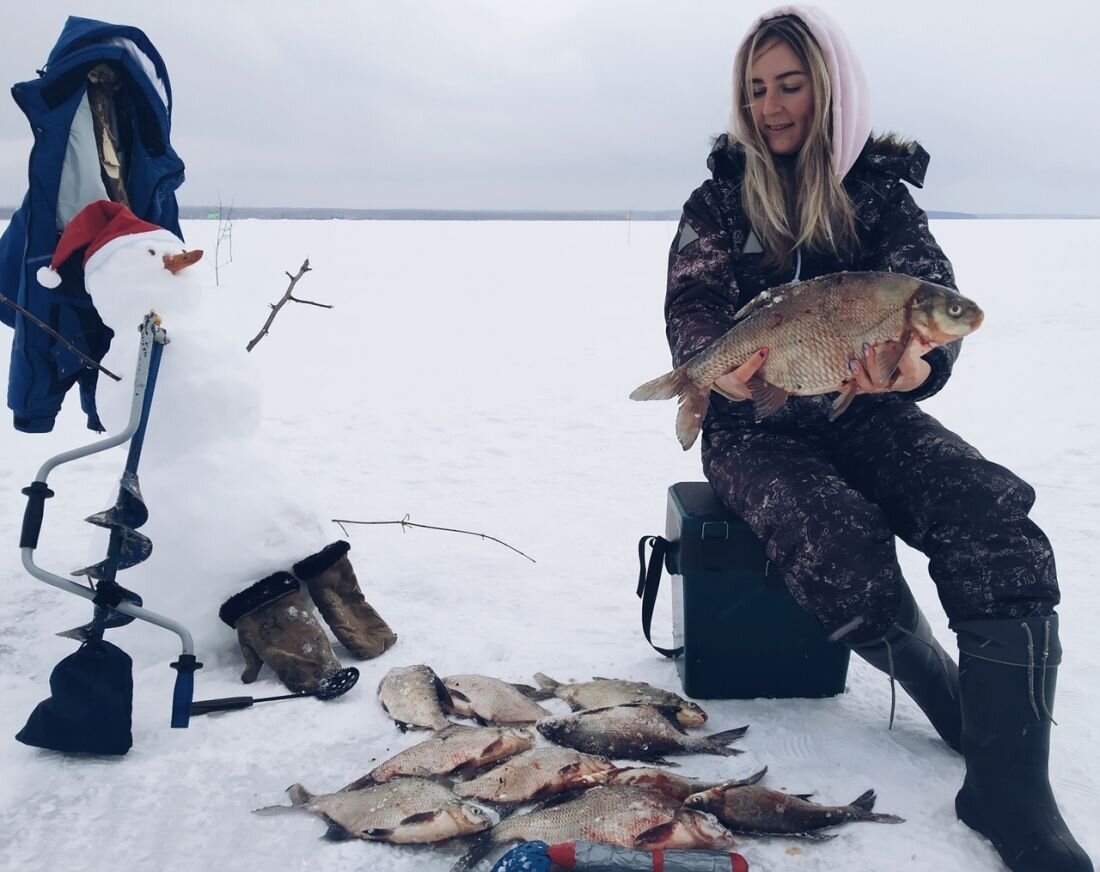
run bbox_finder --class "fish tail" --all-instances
[629,365,690,401]
[720,766,768,789]
[849,789,905,823]
[533,672,561,690]
[630,365,710,450]
[849,789,876,812]
[697,724,749,756]
[286,783,314,807]
[709,724,750,743]
[448,832,497,872]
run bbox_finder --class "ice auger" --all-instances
[18,313,201,749]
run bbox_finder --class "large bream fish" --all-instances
[631,271,984,449]
[450,785,735,872]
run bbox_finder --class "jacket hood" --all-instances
[45,16,172,111]
[729,4,871,180]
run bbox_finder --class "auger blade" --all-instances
[56,587,145,640]
[71,527,153,579]
[84,472,149,531]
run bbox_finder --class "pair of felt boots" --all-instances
[847,589,1092,872]
[218,540,396,694]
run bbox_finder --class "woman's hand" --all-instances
[713,348,769,400]
[849,341,931,394]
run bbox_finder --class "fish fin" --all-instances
[793,830,838,842]
[720,766,768,788]
[731,290,779,322]
[359,826,393,841]
[565,699,586,712]
[399,810,440,826]
[446,687,473,709]
[323,821,357,842]
[849,789,877,812]
[510,682,552,701]
[433,674,456,710]
[394,720,412,732]
[533,672,561,690]
[792,793,815,801]
[862,810,906,824]
[747,377,789,419]
[251,803,294,816]
[338,773,375,792]
[633,821,678,848]
[652,704,690,734]
[643,756,681,768]
[872,337,908,385]
[674,380,712,451]
[285,783,314,807]
[829,383,858,421]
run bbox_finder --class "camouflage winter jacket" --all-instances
[665,133,959,432]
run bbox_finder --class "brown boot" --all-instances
[218,572,354,693]
[292,541,397,659]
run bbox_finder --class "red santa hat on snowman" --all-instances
[36,199,200,289]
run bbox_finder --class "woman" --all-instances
[663,6,1091,871]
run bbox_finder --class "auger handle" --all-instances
[19,481,54,549]
[170,654,203,728]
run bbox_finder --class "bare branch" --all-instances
[286,295,333,309]
[247,258,332,352]
[0,293,121,381]
[332,514,536,563]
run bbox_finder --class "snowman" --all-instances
[36,200,396,694]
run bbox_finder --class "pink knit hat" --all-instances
[729,4,872,179]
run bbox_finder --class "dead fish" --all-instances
[341,724,536,789]
[452,746,618,804]
[443,674,552,724]
[378,664,454,731]
[685,768,904,837]
[533,673,708,727]
[536,704,747,764]
[630,271,984,449]
[450,785,734,872]
[255,777,492,844]
[582,766,764,802]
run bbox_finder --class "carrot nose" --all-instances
[163,249,203,274]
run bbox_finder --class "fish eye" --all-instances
[148,248,156,255]
[947,303,963,317]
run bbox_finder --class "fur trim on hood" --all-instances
[729,4,872,180]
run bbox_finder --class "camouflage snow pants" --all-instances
[701,399,1059,641]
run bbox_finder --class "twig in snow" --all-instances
[332,514,536,563]
[245,258,333,352]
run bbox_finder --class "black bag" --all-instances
[16,639,133,755]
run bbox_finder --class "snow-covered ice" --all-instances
[0,217,1096,871]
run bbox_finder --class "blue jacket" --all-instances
[0,16,185,432]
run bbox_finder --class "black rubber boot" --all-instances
[954,615,1093,872]
[847,586,962,752]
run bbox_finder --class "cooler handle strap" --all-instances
[636,535,683,659]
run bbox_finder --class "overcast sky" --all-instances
[1,1,1098,215]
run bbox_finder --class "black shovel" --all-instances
[190,666,358,716]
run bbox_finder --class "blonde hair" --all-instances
[733,16,858,272]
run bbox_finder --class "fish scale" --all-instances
[688,273,917,392]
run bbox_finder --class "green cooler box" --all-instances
[666,481,850,699]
